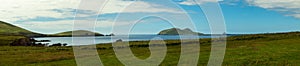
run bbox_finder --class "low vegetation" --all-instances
[1,32,300,65]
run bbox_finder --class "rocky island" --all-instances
[158,28,204,35]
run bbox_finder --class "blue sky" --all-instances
[1,0,300,34]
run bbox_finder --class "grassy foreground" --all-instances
[1,32,300,66]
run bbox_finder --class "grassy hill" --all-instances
[158,28,204,35]
[1,32,300,65]
[0,21,104,37]
[0,21,104,46]
[48,30,104,37]
[0,21,42,37]
[0,21,42,46]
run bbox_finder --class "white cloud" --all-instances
[0,0,66,22]
[179,0,223,5]
[247,0,300,18]
[102,0,181,14]
[0,0,187,34]
[96,20,132,28]
[15,20,74,34]
[0,0,181,23]
[0,0,80,22]
[16,19,131,34]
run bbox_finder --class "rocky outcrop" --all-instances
[10,37,48,46]
[105,33,115,36]
[10,38,35,46]
[49,43,67,47]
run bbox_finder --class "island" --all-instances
[47,30,104,37]
[158,28,204,35]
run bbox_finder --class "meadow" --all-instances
[1,32,300,66]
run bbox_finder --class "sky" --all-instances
[0,0,300,34]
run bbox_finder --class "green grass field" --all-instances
[1,32,300,66]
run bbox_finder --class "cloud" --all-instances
[179,0,223,5]
[102,0,181,14]
[0,0,182,23]
[0,0,204,34]
[246,0,300,18]
[15,20,74,34]
[16,19,131,34]
[0,0,188,34]
[0,0,80,22]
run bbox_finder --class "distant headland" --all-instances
[46,30,104,37]
[158,28,204,35]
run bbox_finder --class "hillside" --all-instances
[48,30,104,37]
[158,28,204,35]
[0,21,104,46]
[0,21,43,37]
[0,21,104,37]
